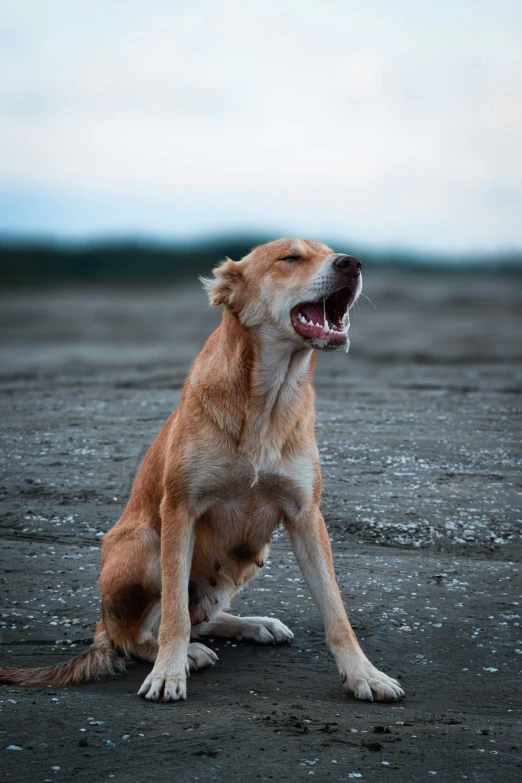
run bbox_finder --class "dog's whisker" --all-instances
[360,293,378,312]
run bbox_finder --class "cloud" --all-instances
[0,0,521,251]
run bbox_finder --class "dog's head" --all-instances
[202,238,362,351]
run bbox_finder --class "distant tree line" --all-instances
[0,236,520,285]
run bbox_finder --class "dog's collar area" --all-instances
[290,286,352,347]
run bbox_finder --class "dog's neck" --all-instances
[190,308,316,451]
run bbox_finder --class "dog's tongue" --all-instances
[300,301,325,325]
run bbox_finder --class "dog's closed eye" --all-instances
[280,255,300,262]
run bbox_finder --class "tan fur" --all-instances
[0,238,404,703]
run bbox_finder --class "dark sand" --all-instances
[0,273,521,782]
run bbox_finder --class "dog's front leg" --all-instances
[286,507,404,702]
[138,498,195,702]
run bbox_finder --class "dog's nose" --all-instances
[333,255,362,276]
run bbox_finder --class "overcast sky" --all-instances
[1,0,521,253]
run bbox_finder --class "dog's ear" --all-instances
[200,258,244,308]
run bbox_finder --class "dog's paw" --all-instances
[237,617,294,644]
[138,656,189,702]
[340,660,404,702]
[187,642,218,671]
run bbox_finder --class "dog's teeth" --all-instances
[298,314,306,323]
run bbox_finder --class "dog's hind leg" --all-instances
[193,612,294,644]
[186,643,219,670]
[134,600,218,671]
[100,528,161,654]
[134,638,217,671]
[133,600,161,662]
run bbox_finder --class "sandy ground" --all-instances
[0,273,521,782]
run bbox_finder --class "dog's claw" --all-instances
[233,618,294,644]
[138,643,218,701]
[340,662,404,702]
[138,672,187,702]
[187,642,218,671]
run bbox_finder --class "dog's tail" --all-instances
[0,627,126,687]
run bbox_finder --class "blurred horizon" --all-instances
[1,1,522,260]
[2,232,521,286]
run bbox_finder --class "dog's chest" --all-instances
[189,452,316,618]
[193,450,315,524]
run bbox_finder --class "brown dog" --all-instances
[0,238,404,703]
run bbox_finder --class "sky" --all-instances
[1,0,521,253]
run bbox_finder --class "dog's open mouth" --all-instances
[291,286,352,348]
